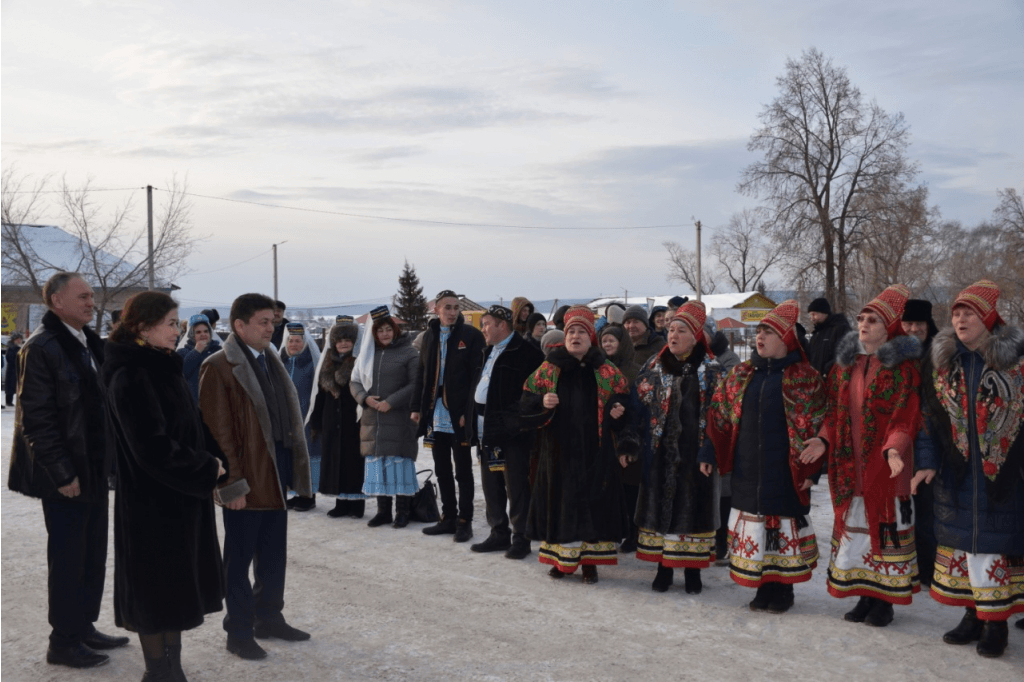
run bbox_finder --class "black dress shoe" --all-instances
[286,496,298,509]
[226,637,267,660]
[254,620,311,642]
[864,600,894,627]
[46,643,109,668]
[82,630,130,650]
[291,495,316,512]
[453,519,473,543]
[943,608,983,645]
[422,517,457,535]
[977,621,1009,658]
[471,533,511,553]
[505,537,532,560]
[844,596,874,623]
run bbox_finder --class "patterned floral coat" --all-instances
[630,345,721,535]
[520,345,633,544]
[819,332,922,556]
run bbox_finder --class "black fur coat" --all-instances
[102,340,226,634]
[310,351,363,496]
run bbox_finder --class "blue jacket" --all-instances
[281,345,320,460]
[176,337,221,404]
[920,326,1024,556]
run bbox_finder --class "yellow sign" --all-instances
[1,304,18,335]
[740,309,769,323]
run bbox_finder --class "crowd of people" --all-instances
[5,272,1024,680]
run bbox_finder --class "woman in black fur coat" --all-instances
[102,292,226,682]
[309,318,367,518]
[520,306,632,584]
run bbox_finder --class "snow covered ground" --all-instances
[2,407,1021,680]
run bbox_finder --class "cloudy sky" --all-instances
[3,0,1022,312]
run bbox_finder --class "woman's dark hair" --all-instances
[110,292,178,344]
[371,317,400,348]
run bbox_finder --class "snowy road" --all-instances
[2,407,1020,680]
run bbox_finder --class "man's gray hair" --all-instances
[42,272,84,309]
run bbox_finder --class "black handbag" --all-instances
[410,469,441,523]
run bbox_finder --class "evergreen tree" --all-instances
[392,259,428,330]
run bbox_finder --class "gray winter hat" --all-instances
[622,305,649,328]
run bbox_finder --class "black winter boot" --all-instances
[350,499,365,519]
[392,496,411,528]
[652,564,674,592]
[976,620,1008,658]
[291,495,316,511]
[1016,618,1024,630]
[367,496,393,527]
[864,599,894,627]
[767,583,795,614]
[683,568,702,594]
[844,596,874,623]
[943,607,983,645]
[749,583,775,612]
[166,642,187,682]
[327,499,349,518]
[141,651,174,682]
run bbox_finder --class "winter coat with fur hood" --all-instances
[351,331,420,460]
[199,334,312,509]
[103,340,226,634]
[631,345,721,535]
[920,325,1024,555]
[7,310,112,503]
[520,345,633,544]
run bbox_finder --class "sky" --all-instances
[3,0,1022,313]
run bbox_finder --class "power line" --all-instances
[5,187,143,194]
[186,247,274,276]
[167,188,687,231]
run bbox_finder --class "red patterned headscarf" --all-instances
[861,284,910,340]
[952,280,1005,331]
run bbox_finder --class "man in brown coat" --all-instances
[200,293,312,661]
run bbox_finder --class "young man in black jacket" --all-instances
[806,297,851,379]
[469,305,545,559]
[412,291,485,542]
[7,272,128,668]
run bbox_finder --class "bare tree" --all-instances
[738,48,918,312]
[2,167,199,327]
[663,240,716,295]
[709,208,783,292]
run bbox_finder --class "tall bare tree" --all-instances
[663,240,716,295]
[709,208,783,292]
[2,167,198,327]
[739,47,918,311]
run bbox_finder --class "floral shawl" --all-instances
[523,355,629,439]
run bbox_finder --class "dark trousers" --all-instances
[623,482,639,541]
[221,508,287,638]
[5,388,14,406]
[431,431,474,521]
[914,480,936,585]
[41,497,108,648]
[716,494,732,560]
[478,440,532,539]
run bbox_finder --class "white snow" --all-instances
[2,407,1021,680]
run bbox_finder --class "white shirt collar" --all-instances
[61,320,88,347]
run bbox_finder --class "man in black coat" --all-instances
[468,305,545,559]
[411,291,485,543]
[5,332,24,406]
[805,297,851,379]
[6,272,127,668]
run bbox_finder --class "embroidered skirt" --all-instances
[826,496,919,605]
[362,456,419,497]
[636,528,715,569]
[930,547,1024,621]
[539,541,618,573]
[727,509,818,587]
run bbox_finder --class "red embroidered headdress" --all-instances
[861,284,910,339]
[952,279,1005,331]
[562,305,597,344]
[760,299,804,355]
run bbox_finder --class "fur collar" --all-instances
[835,330,922,369]
[319,352,354,398]
[930,324,1024,373]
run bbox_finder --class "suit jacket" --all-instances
[200,334,311,509]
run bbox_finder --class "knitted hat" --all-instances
[760,299,803,353]
[902,299,940,339]
[952,280,1005,331]
[860,284,910,339]
[562,305,597,343]
[807,297,832,315]
[667,295,688,309]
[540,329,564,354]
[188,313,211,330]
[552,305,570,331]
[526,312,547,334]
[482,305,513,324]
[671,300,706,339]
[622,305,649,328]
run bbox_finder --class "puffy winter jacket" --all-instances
[351,332,420,460]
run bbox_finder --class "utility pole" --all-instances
[147,185,154,290]
[272,240,288,300]
[694,219,702,302]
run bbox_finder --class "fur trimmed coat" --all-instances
[310,350,363,496]
[921,325,1024,555]
[520,345,632,544]
[819,331,921,555]
[102,340,225,634]
[199,334,312,509]
[631,345,721,535]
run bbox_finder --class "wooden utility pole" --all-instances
[695,219,702,301]
[147,185,154,290]
[272,240,288,300]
